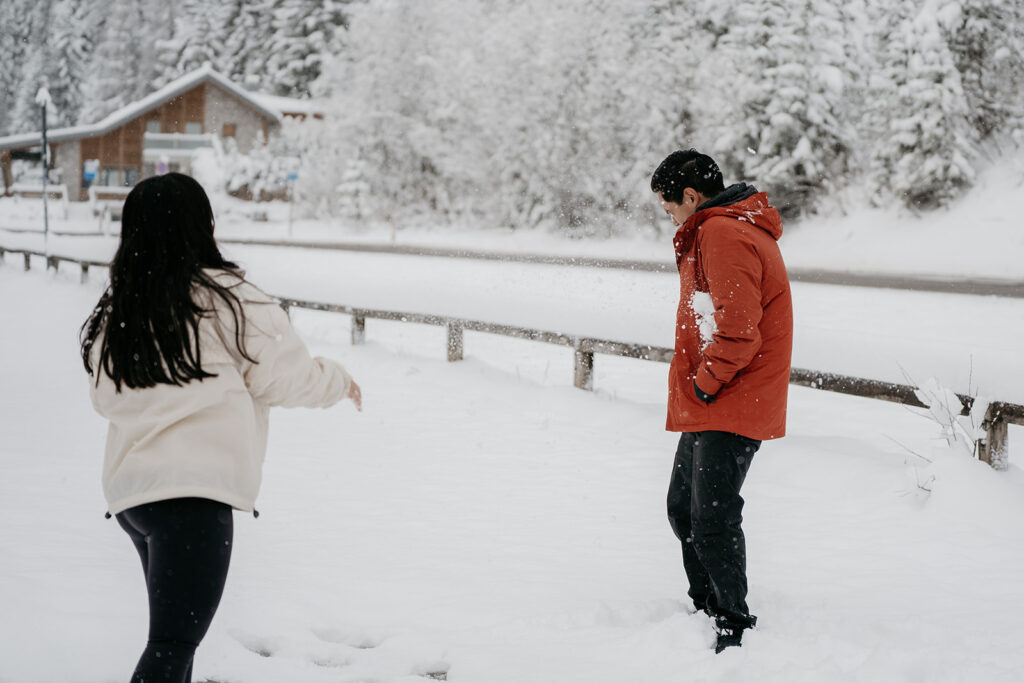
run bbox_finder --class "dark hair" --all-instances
[80,173,255,391]
[650,149,725,203]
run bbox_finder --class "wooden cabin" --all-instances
[0,65,321,201]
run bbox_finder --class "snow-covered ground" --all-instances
[2,262,1024,683]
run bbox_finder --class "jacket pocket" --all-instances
[670,370,710,425]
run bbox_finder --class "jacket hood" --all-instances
[696,182,758,211]
[696,183,783,241]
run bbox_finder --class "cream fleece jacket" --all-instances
[90,270,352,515]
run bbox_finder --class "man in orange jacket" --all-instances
[651,150,793,653]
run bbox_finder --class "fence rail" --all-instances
[3,245,1020,470]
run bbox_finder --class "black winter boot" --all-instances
[715,627,743,653]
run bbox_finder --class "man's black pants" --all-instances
[667,430,759,631]
[116,497,234,683]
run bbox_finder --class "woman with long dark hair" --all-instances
[81,172,361,682]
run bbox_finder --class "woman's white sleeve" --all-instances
[238,298,352,409]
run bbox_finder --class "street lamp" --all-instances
[35,86,53,269]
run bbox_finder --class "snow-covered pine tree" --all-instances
[309,0,748,233]
[133,0,179,94]
[867,0,976,210]
[568,0,677,235]
[397,0,493,222]
[308,0,442,221]
[617,0,703,235]
[471,0,667,234]
[77,2,152,124]
[947,0,1024,142]
[0,2,18,134]
[455,0,547,228]
[48,0,101,127]
[6,0,55,135]
[759,1,851,212]
[0,0,32,135]
[694,0,771,196]
[149,2,185,88]
[699,0,852,216]
[826,0,874,208]
[218,0,276,92]
[162,0,225,79]
[265,0,350,98]
[11,50,53,137]
[635,0,701,153]
[509,0,616,232]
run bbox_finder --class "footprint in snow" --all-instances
[311,651,351,668]
[233,633,275,658]
[413,660,451,681]
[312,627,385,650]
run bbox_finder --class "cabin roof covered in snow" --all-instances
[249,93,327,118]
[0,64,284,151]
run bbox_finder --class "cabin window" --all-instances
[142,161,181,179]
[222,123,236,138]
[185,122,202,135]
[146,120,161,133]
[100,166,141,187]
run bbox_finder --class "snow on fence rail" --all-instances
[7,183,71,220]
[4,246,1021,470]
[1,246,108,283]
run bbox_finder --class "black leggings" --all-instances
[116,497,233,683]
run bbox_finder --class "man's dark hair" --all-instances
[650,149,725,203]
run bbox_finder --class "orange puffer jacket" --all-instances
[667,188,793,441]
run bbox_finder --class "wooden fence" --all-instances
[4,246,1021,470]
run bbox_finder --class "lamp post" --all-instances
[35,86,52,269]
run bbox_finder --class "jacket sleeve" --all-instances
[694,222,764,395]
[227,286,353,409]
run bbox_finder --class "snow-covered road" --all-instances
[2,265,1023,683]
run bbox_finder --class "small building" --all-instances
[0,65,318,201]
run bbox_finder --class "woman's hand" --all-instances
[348,380,363,412]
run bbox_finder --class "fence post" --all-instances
[352,312,366,345]
[48,255,59,272]
[447,320,464,362]
[0,247,5,263]
[80,263,89,284]
[979,412,1009,471]
[24,253,31,271]
[573,339,594,391]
